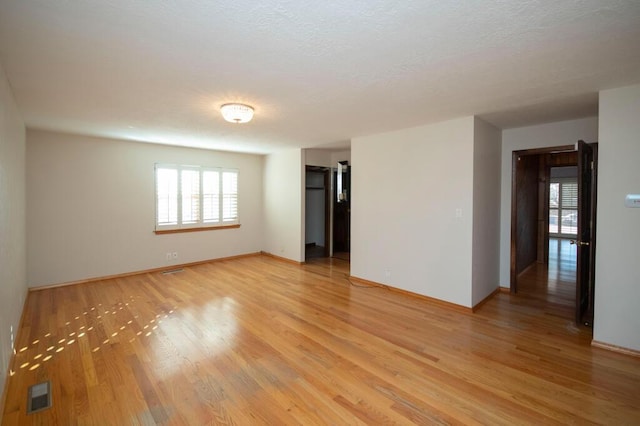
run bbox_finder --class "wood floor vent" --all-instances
[27,381,52,414]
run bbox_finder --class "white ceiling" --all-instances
[1,1,639,154]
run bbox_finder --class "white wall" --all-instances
[330,150,351,166]
[305,149,351,167]
[594,85,640,351]
[0,64,27,401]
[27,130,264,287]
[305,149,332,167]
[499,117,599,286]
[263,149,304,262]
[351,117,475,307]
[472,118,502,305]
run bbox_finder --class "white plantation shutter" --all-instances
[561,182,577,209]
[202,170,220,223]
[222,171,238,222]
[156,167,178,226]
[181,169,200,224]
[560,181,578,235]
[549,178,578,236]
[155,165,238,230]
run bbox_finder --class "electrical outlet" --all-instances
[10,325,14,350]
[455,208,463,218]
[166,252,171,261]
[385,269,391,278]
[172,252,178,259]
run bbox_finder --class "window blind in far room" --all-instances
[549,178,577,236]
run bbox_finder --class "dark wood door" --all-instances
[575,140,597,326]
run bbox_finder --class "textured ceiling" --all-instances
[0,1,639,154]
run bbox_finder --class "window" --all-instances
[549,178,577,236]
[155,164,238,231]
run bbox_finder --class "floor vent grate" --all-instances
[27,381,52,414]
[162,268,184,275]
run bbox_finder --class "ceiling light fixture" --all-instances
[220,103,254,123]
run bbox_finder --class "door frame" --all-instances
[510,142,598,327]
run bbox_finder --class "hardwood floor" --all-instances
[515,238,577,321]
[3,255,639,424]
[304,244,327,260]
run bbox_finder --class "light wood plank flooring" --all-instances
[513,238,578,321]
[3,255,639,424]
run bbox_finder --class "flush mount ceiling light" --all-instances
[220,103,254,123]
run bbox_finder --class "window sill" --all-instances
[154,224,240,235]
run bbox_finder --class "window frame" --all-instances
[154,163,239,233]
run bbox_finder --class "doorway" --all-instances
[510,142,597,326]
[305,166,330,260]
